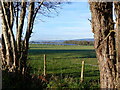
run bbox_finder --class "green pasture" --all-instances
[28,44,100,88]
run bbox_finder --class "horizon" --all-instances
[29,2,93,41]
[0,2,93,40]
[30,37,94,41]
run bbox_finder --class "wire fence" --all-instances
[27,44,100,88]
[28,53,99,80]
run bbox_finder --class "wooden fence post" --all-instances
[81,61,85,83]
[44,54,46,76]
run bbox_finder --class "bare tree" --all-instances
[0,0,63,74]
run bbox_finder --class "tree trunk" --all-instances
[16,1,26,71]
[0,1,40,74]
[0,2,17,71]
[89,2,117,88]
[0,1,63,76]
[114,2,120,88]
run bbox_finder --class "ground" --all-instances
[27,44,100,88]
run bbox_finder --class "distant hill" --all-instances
[74,38,94,41]
[51,38,94,42]
[29,38,94,46]
[31,38,94,43]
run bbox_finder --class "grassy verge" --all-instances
[28,44,100,88]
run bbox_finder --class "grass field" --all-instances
[28,44,100,88]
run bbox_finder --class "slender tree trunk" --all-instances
[16,1,26,70]
[21,2,35,74]
[0,1,36,74]
[0,0,62,76]
[1,3,12,67]
[1,34,6,68]
[1,2,17,71]
[89,2,117,88]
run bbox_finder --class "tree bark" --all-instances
[20,2,35,74]
[16,1,26,70]
[114,2,120,88]
[0,1,39,73]
[0,0,64,75]
[16,1,26,52]
[89,2,117,88]
[0,2,12,67]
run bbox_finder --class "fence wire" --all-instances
[27,44,100,88]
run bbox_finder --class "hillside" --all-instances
[74,38,94,41]
[30,38,94,43]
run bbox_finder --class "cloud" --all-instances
[47,21,83,24]
[61,26,87,30]
[30,2,93,41]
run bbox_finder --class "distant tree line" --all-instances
[63,40,94,46]
[29,41,57,44]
